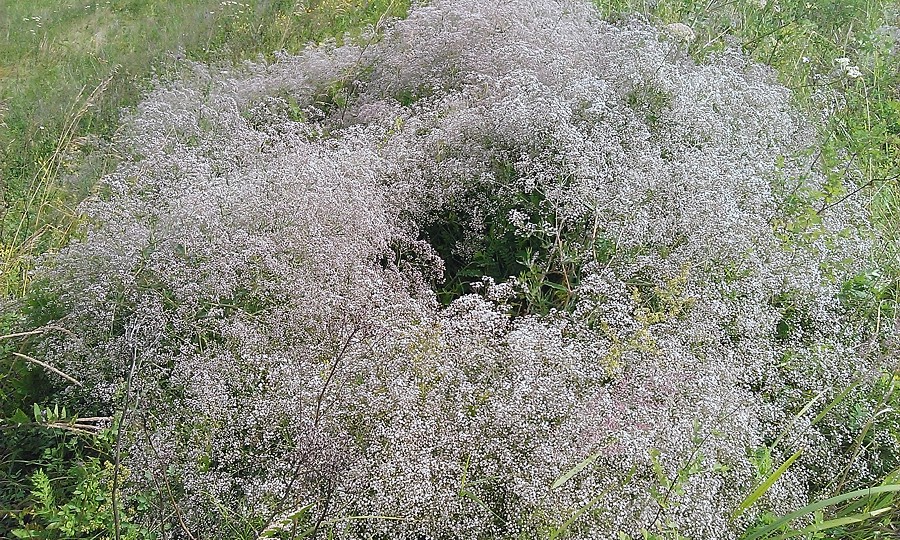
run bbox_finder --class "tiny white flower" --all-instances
[846,65,862,79]
[834,57,851,67]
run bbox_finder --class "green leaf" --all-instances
[809,383,856,428]
[11,408,30,424]
[552,451,601,491]
[733,449,802,520]
[545,281,570,292]
[460,488,492,513]
[259,503,315,538]
[550,491,605,540]
[771,392,824,450]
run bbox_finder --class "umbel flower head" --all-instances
[30,0,892,538]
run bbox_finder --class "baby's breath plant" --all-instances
[24,0,899,538]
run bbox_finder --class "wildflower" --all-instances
[834,58,862,78]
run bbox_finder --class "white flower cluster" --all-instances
[834,57,862,79]
[31,0,894,538]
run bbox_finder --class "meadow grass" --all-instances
[0,0,898,538]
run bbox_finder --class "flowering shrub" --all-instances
[27,0,897,537]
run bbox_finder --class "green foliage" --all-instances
[419,161,593,315]
[624,80,673,130]
[420,178,545,306]
[0,405,151,539]
[198,0,407,65]
[742,476,900,540]
[734,449,804,520]
[840,269,899,327]
[12,459,152,540]
[735,372,900,540]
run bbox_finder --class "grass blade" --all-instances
[550,491,606,540]
[768,507,893,540]
[733,449,803,520]
[745,485,900,540]
[552,452,601,491]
